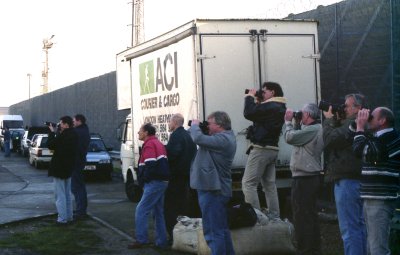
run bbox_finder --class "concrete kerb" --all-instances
[0,212,135,243]
[0,212,57,227]
[88,213,134,242]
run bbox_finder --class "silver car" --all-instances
[29,134,53,169]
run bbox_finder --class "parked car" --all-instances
[84,134,113,180]
[29,134,53,169]
[20,126,49,157]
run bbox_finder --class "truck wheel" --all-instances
[125,177,142,203]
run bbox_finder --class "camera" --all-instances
[293,111,303,121]
[188,120,209,135]
[44,121,57,127]
[318,100,346,117]
[245,89,263,100]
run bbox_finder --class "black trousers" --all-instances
[164,176,197,240]
[291,175,322,255]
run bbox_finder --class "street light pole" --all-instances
[27,73,31,99]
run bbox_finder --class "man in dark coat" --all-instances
[47,116,78,225]
[72,114,90,219]
[164,113,197,242]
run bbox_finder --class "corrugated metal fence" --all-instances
[9,72,129,150]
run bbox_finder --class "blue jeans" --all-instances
[363,199,396,255]
[71,166,88,215]
[54,177,73,223]
[334,179,367,255]
[198,190,235,255]
[135,180,168,247]
[4,140,10,157]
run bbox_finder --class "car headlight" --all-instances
[99,159,111,164]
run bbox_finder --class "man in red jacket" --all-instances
[128,123,170,249]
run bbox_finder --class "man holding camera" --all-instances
[47,116,78,225]
[284,103,323,255]
[242,82,286,218]
[323,93,367,255]
[190,111,236,255]
[352,107,399,255]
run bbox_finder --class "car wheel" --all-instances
[125,175,142,203]
[34,160,41,169]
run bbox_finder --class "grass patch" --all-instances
[0,217,109,255]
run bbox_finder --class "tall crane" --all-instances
[41,35,55,94]
[131,0,144,46]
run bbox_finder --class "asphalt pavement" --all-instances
[0,151,189,255]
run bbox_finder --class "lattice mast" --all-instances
[131,0,144,46]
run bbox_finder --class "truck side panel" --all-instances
[130,36,198,161]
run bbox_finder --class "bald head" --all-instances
[369,107,395,132]
[169,113,184,132]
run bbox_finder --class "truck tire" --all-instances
[125,175,142,203]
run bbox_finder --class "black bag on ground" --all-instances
[227,202,257,229]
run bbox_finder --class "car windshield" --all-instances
[88,139,107,152]
[39,137,48,148]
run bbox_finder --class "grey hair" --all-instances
[302,103,320,120]
[345,93,366,108]
[208,111,232,130]
[171,113,184,127]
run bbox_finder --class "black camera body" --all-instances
[44,121,57,127]
[318,100,346,117]
[188,120,209,135]
[245,89,263,100]
[293,111,303,121]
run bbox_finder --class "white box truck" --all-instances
[116,19,321,203]
[0,114,25,152]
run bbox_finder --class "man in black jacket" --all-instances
[47,116,78,225]
[242,81,286,218]
[72,114,90,219]
[164,113,197,242]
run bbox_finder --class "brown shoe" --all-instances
[127,241,151,249]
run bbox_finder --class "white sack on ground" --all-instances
[197,218,296,255]
[172,216,202,254]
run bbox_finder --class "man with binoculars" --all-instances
[323,93,367,255]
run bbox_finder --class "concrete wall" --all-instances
[9,72,130,150]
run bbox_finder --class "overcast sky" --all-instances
[0,0,340,107]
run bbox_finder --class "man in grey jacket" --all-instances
[284,103,324,255]
[190,111,237,255]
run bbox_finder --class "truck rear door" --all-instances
[199,31,320,184]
